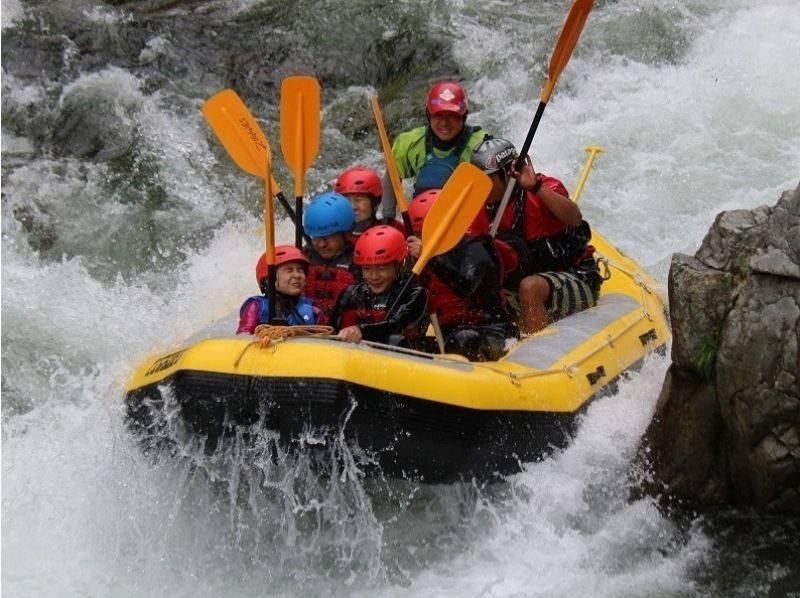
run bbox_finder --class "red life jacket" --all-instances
[488,176,594,275]
[303,244,359,320]
[421,236,510,329]
[335,273,427,343]
[422,271,490,328]
[489,175,570,239]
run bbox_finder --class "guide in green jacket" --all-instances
[382,81,488,217]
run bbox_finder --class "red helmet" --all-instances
[255,244,309,286]
[408,189,441,234]
[354,225,408,266]
[426,81,468,116]
[334,166,383,201]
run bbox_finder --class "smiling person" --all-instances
[380,81,489,218]
[302,191,361,322]
[333,166,405,237]
[236,245,320,334]
[329,225,427,347]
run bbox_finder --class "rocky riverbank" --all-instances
[640,183,800,513]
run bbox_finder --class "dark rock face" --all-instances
[641,183,800,513]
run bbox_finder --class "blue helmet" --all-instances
[303,191,355,238]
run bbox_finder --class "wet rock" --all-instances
[639,183,800,514]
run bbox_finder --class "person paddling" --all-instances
[236,245,320,334]
[330,225,428,347]
[380,81,488,217]
[472,137,603,334]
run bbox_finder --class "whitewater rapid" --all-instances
[2,0,799,595]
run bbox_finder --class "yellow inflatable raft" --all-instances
[124,230,669,482]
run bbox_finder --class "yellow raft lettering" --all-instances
[145,349,186,376]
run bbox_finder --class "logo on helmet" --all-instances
[485,156,498,170]
[495,147,515,164]
[439,88,456,101]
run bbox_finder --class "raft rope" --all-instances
[233,324,335,366]
[254,323,335,345]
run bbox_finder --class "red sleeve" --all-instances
[236,300,260,335]
[541,175,569,199]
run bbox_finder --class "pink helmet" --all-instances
[408,189,441,235]
[354,225,408,265]
[426,81,468,116]
[334,166,383,201]
[255,244,309,286]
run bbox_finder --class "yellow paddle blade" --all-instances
[541,0,594,102]
[370,94,409,213]
[279,76,321,197]
[202,88,284,195]
[414,163,492,275]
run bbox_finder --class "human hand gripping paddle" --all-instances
[202,89,312,246]
[385,163,492,319]
[280,76,321,248]
[370,94,414,234]
[489,0,594,237]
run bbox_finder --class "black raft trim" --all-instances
[123,370,590,483]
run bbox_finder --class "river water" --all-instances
[2,0,799,596]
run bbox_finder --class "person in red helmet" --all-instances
[236,245,321,334]
[334,165,405,237]
[380,81,489,218]
[330,225,428,347]
[406,190,518,361]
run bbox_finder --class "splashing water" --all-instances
[3,0,799,595]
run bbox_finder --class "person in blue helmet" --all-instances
[302,191,361,322]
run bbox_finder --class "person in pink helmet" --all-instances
[380,81,489,217]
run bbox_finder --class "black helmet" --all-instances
[471,137,517,174]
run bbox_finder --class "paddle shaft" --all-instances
[370,95,414,233]
[264,166,278,322]
[572,145,604,204]
[276,191,312,245]
[489,0,594,237]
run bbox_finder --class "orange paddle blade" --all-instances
[414,163,492,275]
[202,88,283,194]
[279,76,321,197]
[370,94,409,213]
[541,0,594,102]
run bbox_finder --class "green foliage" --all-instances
[695,340,718,382]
